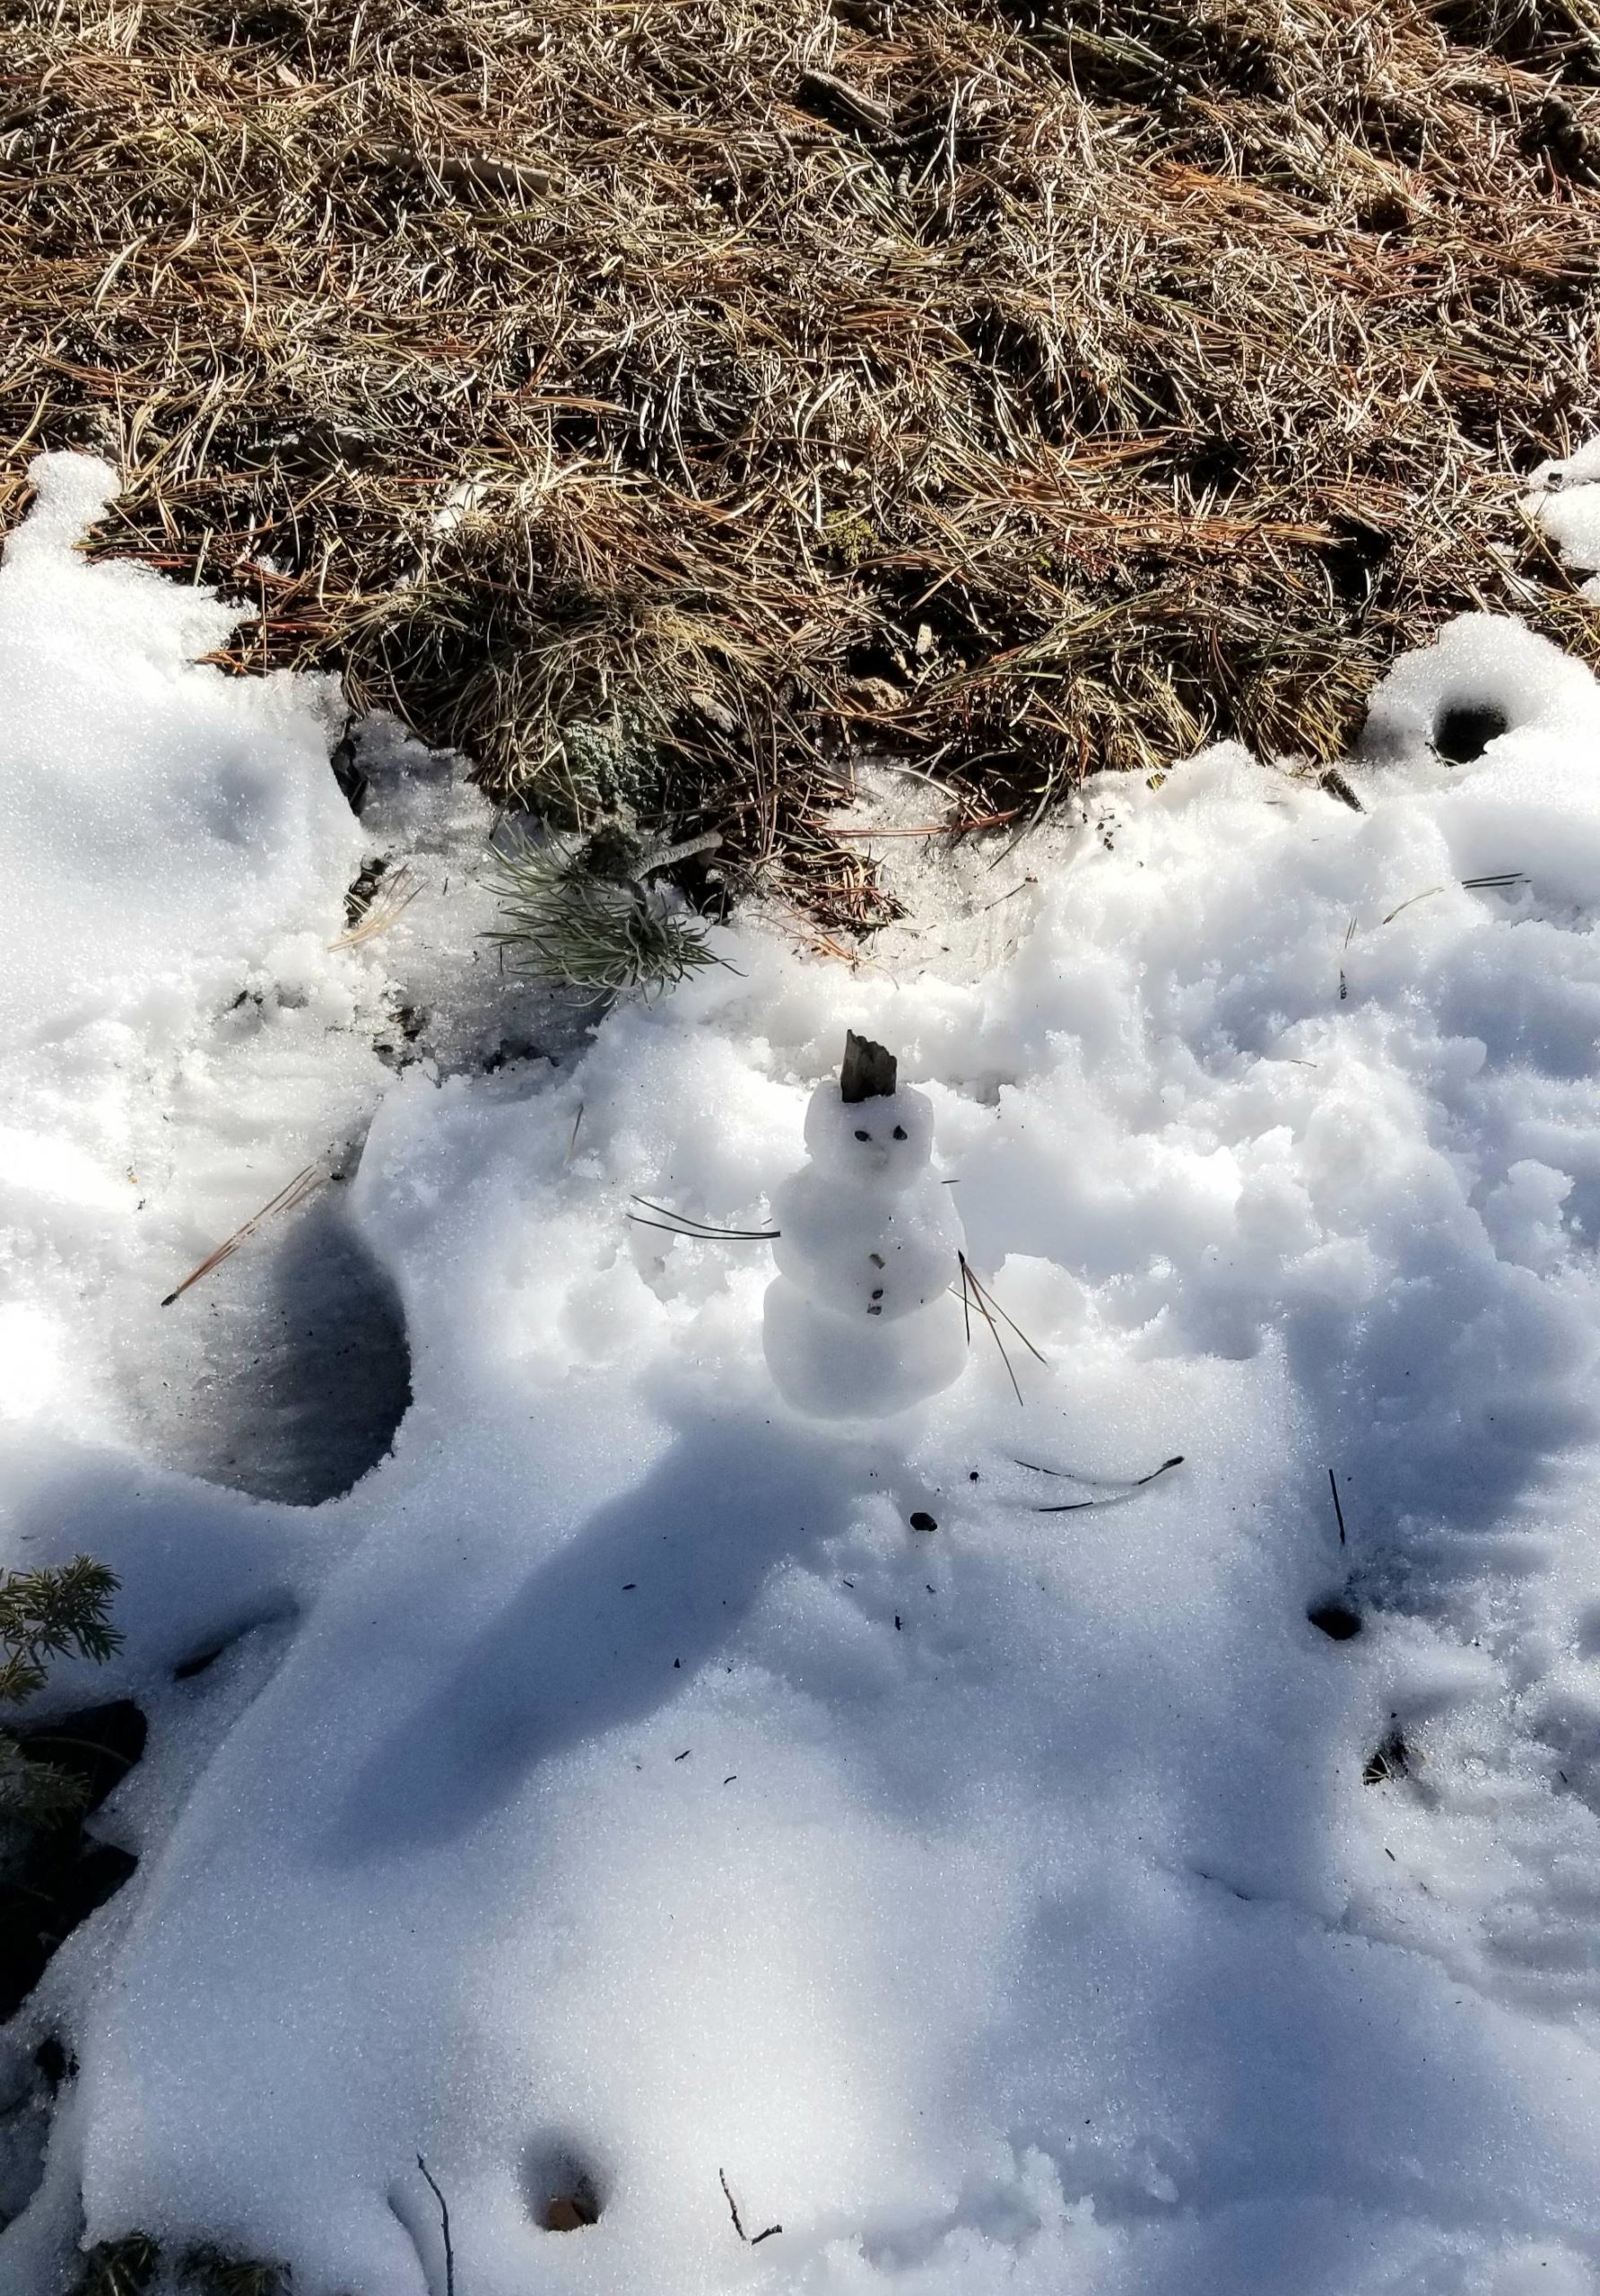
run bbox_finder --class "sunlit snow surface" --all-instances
[7,461,1600,2294]
[1524,439,1600,599]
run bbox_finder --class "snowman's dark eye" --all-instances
[854,1128,870,1142]
[892,1126,907,1140]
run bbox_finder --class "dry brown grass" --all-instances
[4,0,1600,922]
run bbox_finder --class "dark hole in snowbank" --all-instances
[525,2134,605,2231]
[1434,700,1509,764]
[143,1189,412,1509]
[1308,1598,1362,1641]
[0,1701,146,2021]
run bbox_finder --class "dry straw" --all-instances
[4,0,1600,926]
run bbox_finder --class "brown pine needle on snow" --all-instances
[161,1166,326,1306]
[954,1251,1047,1405]
[327,865,422,952]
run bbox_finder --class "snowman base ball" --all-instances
[763,1277,967,1421]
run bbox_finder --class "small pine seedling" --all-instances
[483,821,725,998]
[0,1555,122,1822]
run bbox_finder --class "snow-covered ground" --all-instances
[6,457,1600,2294]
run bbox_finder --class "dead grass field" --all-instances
[4,0,1600,920]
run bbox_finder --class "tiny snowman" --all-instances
[763,1031,968,1419]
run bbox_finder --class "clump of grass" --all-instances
[4,0,1600,921]
[0,1558,122,1822]
[484,821,728,996]
[70,2240,294,2296]
[178,2246,291,2296]
[72,2235,161,2296]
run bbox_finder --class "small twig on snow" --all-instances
[719,2166,781,2246]
[416,2155,455,2296]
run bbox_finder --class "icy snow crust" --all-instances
[7,471,1600,2292]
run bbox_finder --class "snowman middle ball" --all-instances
[771,1080,963,1323]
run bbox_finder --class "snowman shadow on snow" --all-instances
[331,1395,862,1859]
[763,1031,970,1420]
[331,1037,971,1858]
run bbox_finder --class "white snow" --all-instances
[6,460,1600,2295]
[1358,611,1600,766]
[1523,439,1600,598]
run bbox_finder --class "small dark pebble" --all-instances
[909,1510,938,1532]
[969,1470,979,1482]
[1308,1600,1361,1641]
[894,1614,901,1630]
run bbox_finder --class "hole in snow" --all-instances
[33,2037,71,2086]
[0,1700,146,2020]
[1308,1598,1362,1641]
[1433,700,1509,764]
[130,1189,412,1509]
[524,2135,605,2231]
[1362,1727,1411,1786]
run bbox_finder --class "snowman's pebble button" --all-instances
[910,1511,938,1532]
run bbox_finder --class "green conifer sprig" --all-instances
[0,1555,122,1822]
[483,822,726,998]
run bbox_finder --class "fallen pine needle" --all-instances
[954,1252,1047,1405]
[328,865,422,951]
[628,1196,778,1240]
[825,810,1023,839]
[161,1165,326,1305]
[1380,885,1446,926]
[1013,1454,1186,1512]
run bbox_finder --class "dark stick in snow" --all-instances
[719,2165,781,2245]
[627,1195,778,1240]
[416,2155,455,2296]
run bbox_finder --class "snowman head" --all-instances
[804,1078,935,1193]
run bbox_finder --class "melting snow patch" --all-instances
[6,458,1600,2294]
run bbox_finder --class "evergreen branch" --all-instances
[483,828,727,998]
